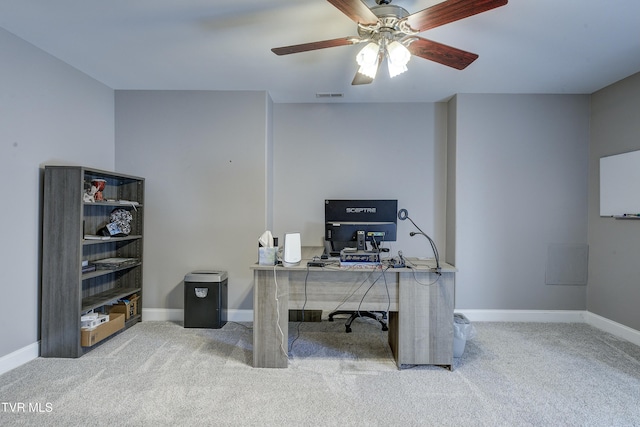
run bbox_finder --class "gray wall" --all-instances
[450,94,590,310]
[115,94,592,316]
[114,98,450,314]
[115,90,271,312]
[589,72,640,330]
[272,103,448,257]
[0,28,115,358]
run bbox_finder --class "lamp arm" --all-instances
[409,231,441,272]
[398,208,441,272]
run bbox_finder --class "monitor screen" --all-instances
[324,200,397,250]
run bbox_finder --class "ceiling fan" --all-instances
[271,0,508,85]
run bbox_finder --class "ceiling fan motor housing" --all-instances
[357,5,415,43]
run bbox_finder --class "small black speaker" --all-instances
[356,230,365,250]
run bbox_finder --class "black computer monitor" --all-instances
[324,199,397,253]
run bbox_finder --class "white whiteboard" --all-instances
[600,149,640,216]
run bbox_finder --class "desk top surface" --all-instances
[251,246,456,273]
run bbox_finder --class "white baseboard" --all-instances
[141,308,183,322]
[0,341,39,376]
[226,309,253,322]
[584,312,640,347]
[460,309,640,347]
[141,308,253,323]
[458,309,587,323]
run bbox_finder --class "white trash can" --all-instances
[453,313,475,357]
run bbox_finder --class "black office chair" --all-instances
[328,310,388,333]
[323,240,389,333]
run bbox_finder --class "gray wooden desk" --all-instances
[251,248,456,369]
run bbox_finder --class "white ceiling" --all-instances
[1,0,639,103]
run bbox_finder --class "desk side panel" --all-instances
[396,271,454,367]
[253,269,289,368]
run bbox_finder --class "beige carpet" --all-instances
[1,319,639,426]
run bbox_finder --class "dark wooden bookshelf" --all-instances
[41,166,144,358]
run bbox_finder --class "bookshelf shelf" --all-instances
[82,287,142,312]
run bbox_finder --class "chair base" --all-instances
[328,310,388,333]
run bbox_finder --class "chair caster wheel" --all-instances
[382,324,388,331]
[345,326,352,333]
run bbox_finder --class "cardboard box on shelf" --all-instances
[108,294,139,320]
[129,294,139,317]
[81,313,109,329]
[109,300,131,320]
[81,313,125,347]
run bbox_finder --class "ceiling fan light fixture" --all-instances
[388,62,408,78]
[356,42,381,78]
[357,63,379,79]
[386,40,410,77]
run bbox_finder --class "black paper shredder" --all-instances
[184,270,227,328]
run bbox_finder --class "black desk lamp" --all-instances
[397,208,441,273]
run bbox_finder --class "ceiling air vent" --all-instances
[315,93,344,98]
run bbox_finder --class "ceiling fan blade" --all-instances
[271,37,360,55]
[407,37,478,70]
[404,0,508,33]
[327,0,379,26]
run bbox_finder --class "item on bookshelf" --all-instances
[82,265,96,274]
[93,257,139,269]
[99,222,123,237]
[81,312,98,322]
[83,184,97,203]
[109,294,139,320]
[109,208,132,235]
[84,234,111,240]
[80,313,125,347]
[91,179,106,201]
[97,208,132,237]
[81,313,109,330]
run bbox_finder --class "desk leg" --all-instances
[253,269,289,368]
[388,311,400,366]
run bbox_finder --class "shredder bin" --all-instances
[184,270,227,328]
